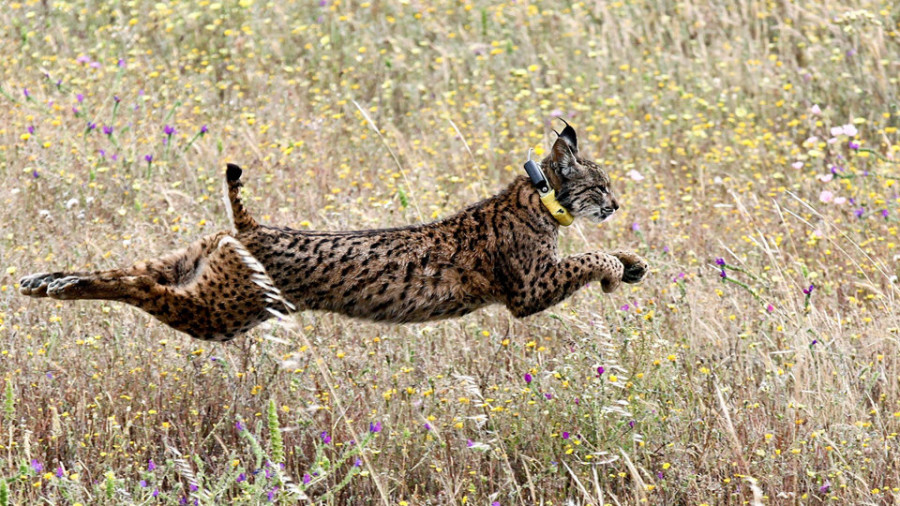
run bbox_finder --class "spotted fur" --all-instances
[19,124,648,341]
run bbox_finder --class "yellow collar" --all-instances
[538,189,574,226]
[523,158,575,226]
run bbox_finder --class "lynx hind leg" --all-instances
[146,236,286,341]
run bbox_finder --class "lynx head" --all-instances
[542,121,618,223]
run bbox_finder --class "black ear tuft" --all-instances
[226,163,243,182]
[557,118,577,152]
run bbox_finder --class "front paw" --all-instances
[611,251,648,284]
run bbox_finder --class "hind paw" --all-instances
[47,276,88,299]
[19,272,64,297]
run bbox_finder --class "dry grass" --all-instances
[1,0,900,503]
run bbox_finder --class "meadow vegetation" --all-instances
[1,0,900,503]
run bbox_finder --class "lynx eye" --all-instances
[598,186,609,195]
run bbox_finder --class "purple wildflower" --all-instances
[524,373,532,384]
[236,473,247,483]
[715,257,725,266]
[620,303,630,311]
[31,460,42,473]
[56,465,64,478]
[153,489,159,497]
[164,125,176,136]
[140,480,148,487]
[145,154,153,164]
[423,422,431,431]
[596,366,604,377]
[354,457,362,467]
[235,420,245,431]
[766,304,774,313]
[544,392,552,400]
[87,122,97,131]
[369,421,382,433]
[23,88,30,98]
[657,471,664,479]
[629,420,635,428]
[32,169,39,179]
[811,339,818,346]
[849,140,860,150]
[467,439,475,447]
[102,125,113,136]
[882,209,889,219]
[720,269,727,279]
[562,431,570,439]
[77,93,84,103]
[27,125,35,134]
[803,284,814,295]
[189,483,198,492]
[113,95,120,103]
[820,480,830,493]
[200,125,209,134]
[302,473,312,484]
[320,431,331,444]
[632,222,640,232]
[118,58,126,68]
[268,487,277,501]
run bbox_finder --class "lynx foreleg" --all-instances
[506,251,627,318]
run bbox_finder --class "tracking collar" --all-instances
[523,150,574,226]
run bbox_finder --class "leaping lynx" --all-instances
[19,123,648,341]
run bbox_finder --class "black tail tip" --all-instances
[226,163,242,182]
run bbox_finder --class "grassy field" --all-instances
[1,0,899,503]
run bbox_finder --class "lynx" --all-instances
[20,123,648,341]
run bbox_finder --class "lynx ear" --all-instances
[550,119,579,177]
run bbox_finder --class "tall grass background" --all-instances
[1,0,899,503]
